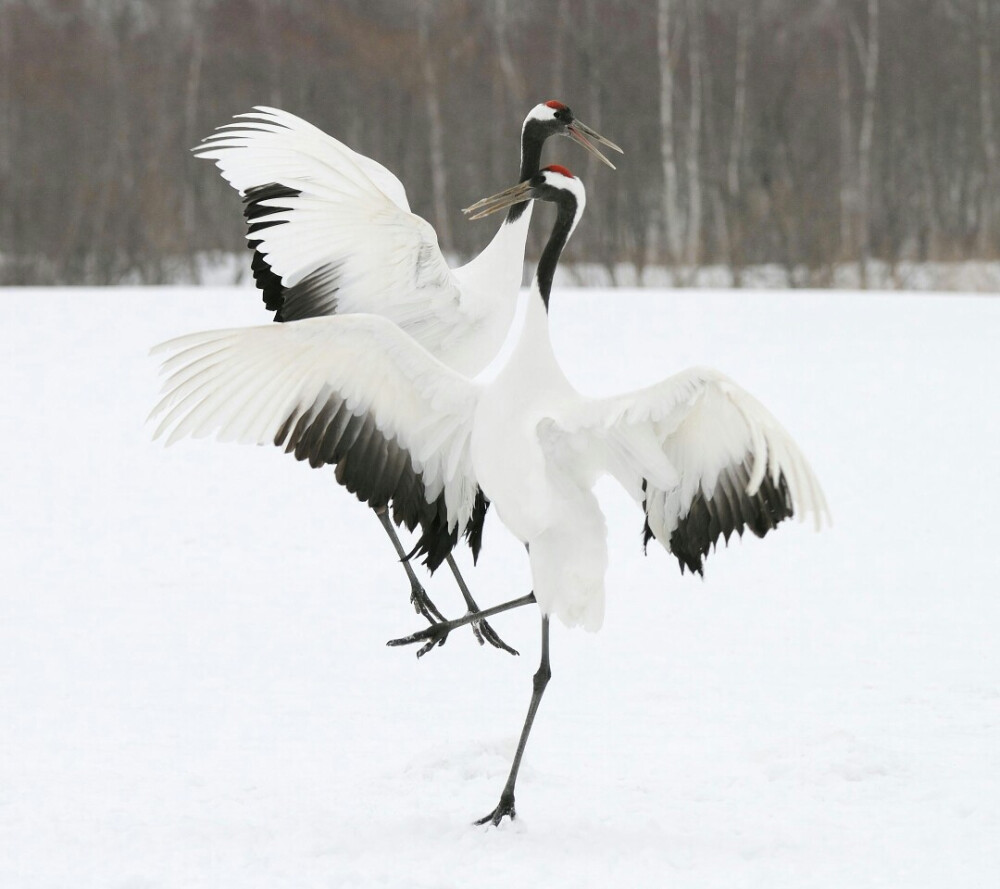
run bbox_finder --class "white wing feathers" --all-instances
[150,315,482,534]
[199,106,411,211]
[548,367,829,572]
[195,108,467,354]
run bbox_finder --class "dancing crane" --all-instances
[194,102,622,648]
[150,166,827,825]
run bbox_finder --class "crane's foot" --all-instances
[471,614,519,656]
[474,792,516,827]
[387,619,451,658]
[387,612,520,659]
[409,582,447,625]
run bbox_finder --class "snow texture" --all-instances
[1,286,998,888]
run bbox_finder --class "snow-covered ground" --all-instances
[1,285,998,888]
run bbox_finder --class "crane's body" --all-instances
[151,166,827,825]
[473,288,612,630]
[196,102,617,379]
[192,102,621,643]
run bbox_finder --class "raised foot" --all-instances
[474,793,516,827]
[409,582,446,625]
[470,613,519,656]
[387,611,520,659]
[386,620,451,658]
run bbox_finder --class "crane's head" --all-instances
[523,100,622,170]
[463,164,586,228]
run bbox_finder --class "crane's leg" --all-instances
[386,592,535,657]
[475,615,551,826]
[445,554,518,655]
[373,506,445,624]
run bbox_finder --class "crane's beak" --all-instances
[566,119,623,170]
[462,180,536,220]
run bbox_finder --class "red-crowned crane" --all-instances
[151,166,827,825]
[194,102,621,650]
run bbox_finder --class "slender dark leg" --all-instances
[386,592,536,657]
[373,507,445,624]
[475,615,551,826]
[445,554,518,655]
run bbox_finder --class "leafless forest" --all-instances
[2,0,999,286]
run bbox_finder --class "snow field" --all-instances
[1,286,997,887]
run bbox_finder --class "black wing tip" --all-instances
[406,489,489,574]
[667,468,794,577]
[274,392,477,574]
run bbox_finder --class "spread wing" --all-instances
[196,107,470,357]
[549,367,829,574]
[150,314,484,569]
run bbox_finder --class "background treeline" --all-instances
[2,0,999,286]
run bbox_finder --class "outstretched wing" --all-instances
[196,107,468,354]
[550,367,829,574]
[150,314,484,569]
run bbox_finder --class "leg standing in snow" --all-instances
[475,616,552,826]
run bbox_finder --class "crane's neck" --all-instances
[506,124,547,224]
[495,191,582,399]
[504,192,579,376]
[458,199,533,289]
[535,196,579,312]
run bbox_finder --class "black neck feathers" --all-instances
[536,194,578,311]
[505,124,547,224]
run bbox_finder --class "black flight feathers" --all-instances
[243,183,344,323]
[273,385,487,573]
[246,182,485,573]
[642,461,794,576]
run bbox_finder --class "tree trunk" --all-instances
[657,0,682,265]
[724,3,751,286]
[551,0,569,99]
[978,0,997,256]
[685,0,703,273]
[837,23,856,263]
[0,2,12,267]
[728,3,749,198]
[418,5,452,252]
[183,26,204,276]
[856,0,879,288]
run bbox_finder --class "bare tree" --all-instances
[977,0,997,255]
[726,0,752,284]
[849,0,880,286]
[3,0,999,286]
[657,0,682,265]
[418,1,452,252]
[836,17,856,261]
[685,0,704,273]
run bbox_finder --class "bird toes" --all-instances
[385,621,450,657]
[474,794,516,827]
[473,617,519,656]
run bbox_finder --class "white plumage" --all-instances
[151,166,827,824]
[152,166,827,625]
[195,103,620,376]
[189,102,620,648]
[152,315,480,533]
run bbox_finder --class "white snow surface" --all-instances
[1,286,998,888]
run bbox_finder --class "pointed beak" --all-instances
[566,119,623,170]
[462,180,537,220]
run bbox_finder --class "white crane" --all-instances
[150,165,828,825]
[194,102,622,648]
